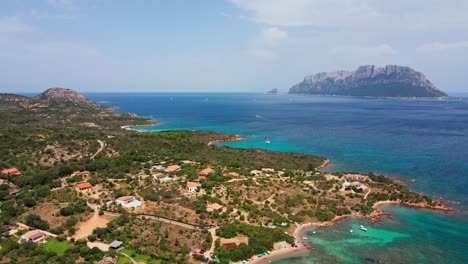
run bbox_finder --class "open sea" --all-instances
[86,93,468,264]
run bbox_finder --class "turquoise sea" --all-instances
[86,93,468,264]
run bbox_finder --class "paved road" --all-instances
[136,214,199,230]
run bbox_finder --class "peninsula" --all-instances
[0,88,453,264]
[289,65,447,98]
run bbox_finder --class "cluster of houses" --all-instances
[149,162,288,196]
[149,163,181,183]
[71,170,95,191]
[339,174,368,191]
[150,164,181,173]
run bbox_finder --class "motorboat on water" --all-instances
[265,139,271,144]
[359,225,368,231]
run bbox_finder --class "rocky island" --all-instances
[265,88,279,95]
[289,65,447,98]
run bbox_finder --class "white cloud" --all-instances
[0,17,32,33]
[418,41,468,52]
[330,44,397,57]
[249,27,288,59]
[220,12,233,18]
[47,0,72,7]
[229,0,468,32]
[257,27,288,46]
[231,0,376,27]
[29,10,76,21]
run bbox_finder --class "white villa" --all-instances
[187,182,198,192]
[116,196,142,208]
[20,230,47,244]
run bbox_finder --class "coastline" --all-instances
[207,135,244,146]
[248,223,311,264]
[288,93,449,100]
[120,119,158,131]
[119,114,457,264]
[249,199,455,263]
[316,159,331,170]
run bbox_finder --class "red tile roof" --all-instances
[117,196,134,202]
[199,168,215,176]
[27,231,45,240]
[1,168,21,176]
[73,170,90,175]
[153,173,166,178]
[165,165,181,172]
[187,182,198,188]
[222,242,237,247]
[227,172,240,177]
[77,182,92,189]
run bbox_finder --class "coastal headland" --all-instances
[0,88,456,264]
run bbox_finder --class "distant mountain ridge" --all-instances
[34,87,98,107]
[289,65,447,98]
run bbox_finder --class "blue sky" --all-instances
[1,0,468,93]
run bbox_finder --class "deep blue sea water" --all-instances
[85,93,468,264]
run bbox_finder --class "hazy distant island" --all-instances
[266,88,279,95]
[289,65,448,98]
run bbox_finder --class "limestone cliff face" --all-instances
[289,65,447,98]
[34,88,98,107]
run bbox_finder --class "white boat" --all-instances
[349,229,353,233]
[302,237,308,240]
[265,139,271,144]
[312,231,316,234]
[359,225,368,232]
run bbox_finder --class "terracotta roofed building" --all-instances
[1,168,22,176]
[198,168,215,177]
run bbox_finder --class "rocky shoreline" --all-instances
[316,159,331,170]
[207,135,244,146]
[251,199,455,264]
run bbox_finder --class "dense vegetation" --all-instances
[215,222,293,262]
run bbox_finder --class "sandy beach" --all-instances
[246,199,455,264]
[248,223,311,264]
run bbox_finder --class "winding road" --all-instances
[90,140,105,159]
